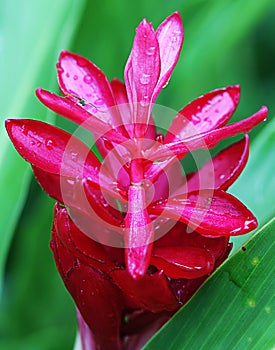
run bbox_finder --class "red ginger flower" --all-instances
[6,12,267,350]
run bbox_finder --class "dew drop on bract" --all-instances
[84,75,92,84]
[140,95,149,107]
[162,79,170,89]
[22,124,28,136]
[66,72,70,78]
[57,67,64,74]
[103,138,113,150]
[170,33,179,44]
[139,73,151,85]
[77,57,87,67]
[73,75,78,81]
[146,46,156,56]
[94,98,104,106]
[46,139,54,150]
[30,138,41,147]
[208,134,215,143]
[71,152,78,160]
[67,179,75,185]
[192,115,201,124]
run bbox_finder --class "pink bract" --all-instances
[6,12,267,350]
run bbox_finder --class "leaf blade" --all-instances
[143,218,275,350]
[0,0,86,294]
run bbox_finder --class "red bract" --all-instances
[6,12,267,350]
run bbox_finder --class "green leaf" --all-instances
[171,0,275,104]
[0,326,76,350]
[229,117,275,252]
[0,183,76,348]
[143,218,275,350]
[0,0,86,294]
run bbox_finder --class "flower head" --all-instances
[6,12,267,349]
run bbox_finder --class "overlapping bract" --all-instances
[6,12,267,350]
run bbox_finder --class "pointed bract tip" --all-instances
[159,11,183,29]
[5,118,19,135]
[35,88,55,104]
[169,11,182,21]
[59,49,70,58]
[5,118,11,127]
[127,259,146,280]
[35,87,43,98]
[5,119,13,135]
[260,105,268,115]
[5,119,22,143]
[137,18,153,32]
[227,84,241,105]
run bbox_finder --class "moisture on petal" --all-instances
[165,85,240,143]
[153,11,184,102]
[124,184,154,279]
[149,190,258,236]
[147,106,267,161]
[124,19,160,136]
[178,135,250,193]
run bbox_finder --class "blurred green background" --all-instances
[0,0,274,349]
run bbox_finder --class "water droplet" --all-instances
[73,75,78,80]
[46,139,54,150]
[192,115,201,124]
[146,46,156,56]
[156,133,164,144]
[170,33,179,44]
[57,67,64,74]
[208,134,214,143]
[94,98,104,106]
[140,95,149,107]
[103,138,113,150]
[77,58,87,67]
[84,75,92,84]
[67,179,75,185]
[65,72,70,78]
[22,125,28,136]
[162,78,170,89]
[139,73,151,85]
[219,174,225,180]
[71,152,78,160]
[244,218,255,230]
